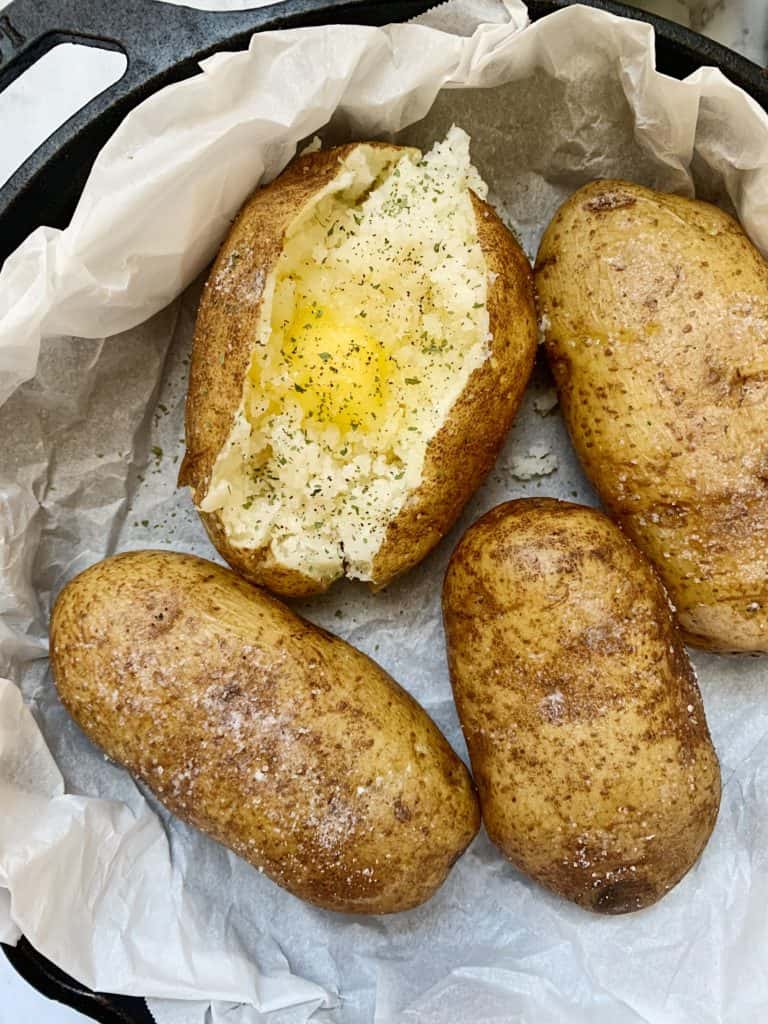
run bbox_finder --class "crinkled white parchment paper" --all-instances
[1,1,768,1022]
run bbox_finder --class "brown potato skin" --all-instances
[50,550,479,914]
[535,179,768,652]
[443,499,721,914]
[181,144,537,597]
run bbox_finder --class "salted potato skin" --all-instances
[443,499,721,914]
[536,179,768,652]
[180,143,537,597]
[50,550,479,914]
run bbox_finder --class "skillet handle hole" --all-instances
[0,42,127,187]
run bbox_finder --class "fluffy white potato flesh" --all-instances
[201,126,491,584]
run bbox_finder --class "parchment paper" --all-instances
[1,2,768,1022]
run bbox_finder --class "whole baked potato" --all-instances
[443,499,721,914]
[536,179,768,652]
[180,127,537,596]
[50,550,479,914]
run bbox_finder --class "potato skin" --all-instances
[443,499,721,914]
[535,179,768,652]
[50,551,479,914]
[181,144,537,597]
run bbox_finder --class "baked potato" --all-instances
[180,126,537,597]
[535,179,768,652]
[443,499,721,914]
[50,550,479,914]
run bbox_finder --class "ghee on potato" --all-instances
[181,128,537,596]
[536,180,768,652]
[443,499,721,914]
[50,551,480,915]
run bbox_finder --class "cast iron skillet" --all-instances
[0,1,766,1021]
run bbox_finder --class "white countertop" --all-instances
[0,1,764,1022]
[0,950,93,1024]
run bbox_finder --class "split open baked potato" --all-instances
[50,550,480,914]
[180,128,537,596]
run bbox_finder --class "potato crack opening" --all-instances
[201,126,491,585]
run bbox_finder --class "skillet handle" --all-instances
[0,0,294,94]
[0,0,284,265]
[0,0,433,267]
